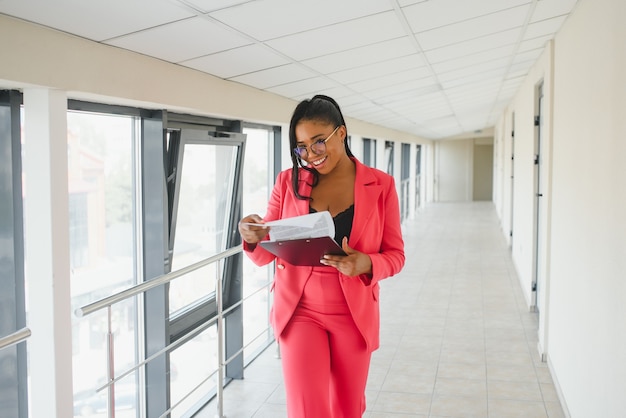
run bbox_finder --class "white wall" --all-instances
[494,0,626,416]
[435,139,473,201]
[547,0,626,415]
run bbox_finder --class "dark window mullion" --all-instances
[0,90,28,418]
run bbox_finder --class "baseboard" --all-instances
[547,355,571,418]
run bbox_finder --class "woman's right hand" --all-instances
[238,214,270,244]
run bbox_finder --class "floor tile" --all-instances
[194,203,567,418]
[430,394,488,417]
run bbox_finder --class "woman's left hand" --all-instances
[320,237,372,277]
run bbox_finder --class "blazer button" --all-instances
[277,264,285,270]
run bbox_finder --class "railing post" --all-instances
[215,261,226,418]
[107,306,116,418]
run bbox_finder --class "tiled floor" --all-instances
[198,202,566,418]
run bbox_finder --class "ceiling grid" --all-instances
[0,0,580,139]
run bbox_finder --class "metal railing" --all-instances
[0,327,31,350]
[76,243,273,418]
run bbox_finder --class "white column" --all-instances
[23,88,73,418]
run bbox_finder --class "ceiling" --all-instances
[0,0,579,140]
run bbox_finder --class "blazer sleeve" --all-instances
[242,170,287,267]
[368,175,405,285]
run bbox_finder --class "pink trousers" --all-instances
[278,267,371,418]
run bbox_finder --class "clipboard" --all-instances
[260,236,346,266]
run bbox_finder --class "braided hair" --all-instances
[289,95,354,200]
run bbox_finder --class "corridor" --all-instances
[200,202,566,418]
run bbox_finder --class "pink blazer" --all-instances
[244,158,405,352]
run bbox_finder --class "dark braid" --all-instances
[289,95,354,200]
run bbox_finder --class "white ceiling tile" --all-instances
[328,54,426,84]
[341,100,379,114]
[432,45,514,74]
[265,77,338,99]
[511,49,543,66]
[531,0,580,23]
[500,78,524,92]
[347,68,434,95]
[439,58,509,85]
[416,5,531,51]
[181,44,290,78]
[402,0,531,33]
[372,83,442,105]
[440,67,507,90]
[356,83,428,105]
[229,64,318,89]
[310,90,365,106]
[0,0,193,41]
[208,0,392,41]
[105,17,252,63]
[302,38,416,75]
[397,0,429,7]
[452,98,498,115]
[448,88,501,107]
[423,28,521,62]
[265,12,405,61]
[523,15,568,40]
[424,115,462,132]
[518,34,553,53]
[180,0,250,14]
[507,59,535,77]
[0,0,579,139]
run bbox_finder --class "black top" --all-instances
[310,204,354,245]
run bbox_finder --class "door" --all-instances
[532,83,545,311]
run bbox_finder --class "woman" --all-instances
[238,95,405,418]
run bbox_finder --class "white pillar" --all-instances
[23,88,73,418]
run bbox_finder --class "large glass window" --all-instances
[385,140,394,175]
[166,126,246,417]
[241,126,274,363]
[363,138,376,167]
[169,142,238,312]
[400,143,410,222]
[67,110,140,418]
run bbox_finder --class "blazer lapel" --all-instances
[351,160,383,246]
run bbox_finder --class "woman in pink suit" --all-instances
[239,95,405,418]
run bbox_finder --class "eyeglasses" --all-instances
[293,126,340,159]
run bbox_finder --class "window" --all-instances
[67,110,140,416]
[241,126,275,363]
